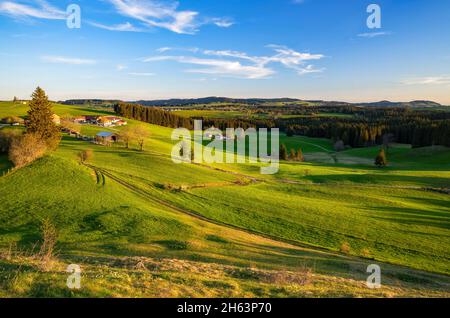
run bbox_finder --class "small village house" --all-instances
[85,115,101,124]
[73,116,87,124]
[95,131,117,146]
[98,116,123,127]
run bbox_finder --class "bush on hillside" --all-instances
[8,133,47,168]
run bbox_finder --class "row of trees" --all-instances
[114,102,192,129]
[279,144,304,162]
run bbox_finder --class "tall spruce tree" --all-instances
[296,148,305,162]
[26,87,60,149]
[279,144,288,161]
[375,148,387,167]
[289,148,296,161]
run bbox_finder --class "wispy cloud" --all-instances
[0,0,65,20]
[357,31,391,38]
[143,55,275,79]
[210,17,234,28]
[401,76,450,85]
[41,56,97,65]
[99,0,232,34]
[88,21,142,32]
[156,47,199,53]
[143,45,325,79]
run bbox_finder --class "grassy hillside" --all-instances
[0,101,449,297]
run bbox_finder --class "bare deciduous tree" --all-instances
[78,149,94,163]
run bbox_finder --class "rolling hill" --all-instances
[0,101,449,297]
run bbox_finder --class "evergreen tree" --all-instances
[296,148,305,162]
[279,144,288,161]
[26,87,60,149]
[375,148,387,167]
[289,148,296,161]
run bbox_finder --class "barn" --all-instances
[95,132,117,145]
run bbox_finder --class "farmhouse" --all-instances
[115,120,127,126]
[71,115,127,127]
[85,115,101,124]
[73,116,87,123]
[95,131,117,146]
[98,116,124,127]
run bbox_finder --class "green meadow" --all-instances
[0,101,449,297]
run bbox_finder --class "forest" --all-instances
[114,102,450,148]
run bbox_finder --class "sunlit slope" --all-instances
[1,151,449,297]
[1,101,450,296]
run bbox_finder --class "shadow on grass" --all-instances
[365,205,450,230]
[302,173,450,188]
[238,241,450,291]
[0,154,13,175]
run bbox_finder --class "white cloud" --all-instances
[143,55,274,79]
[156,47,199,53]
[89,21,142,32]
[41,56,97,65]
[104,0,232,34]
[401,76,450,85]
[357,31,391,38]
[156,47,172,53]
[143,45,325,79]
[0,0,65,20]
[210,17,234,28]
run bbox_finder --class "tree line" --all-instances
[114,102,193,129]
[114,102,450,149]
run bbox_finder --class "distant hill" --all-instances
[60,97,444,108]
[134,97,443,108]
[356,100,442,108]
[134,97,300,106]
[61,99,122,105]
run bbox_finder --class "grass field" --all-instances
[0,101,449,297]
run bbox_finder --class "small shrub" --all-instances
[340,242,351,254]
[375,148,388,167]
[37,218,58,271]
[78,149,94,163]
[8,133,47,168]
[361,248,371,258]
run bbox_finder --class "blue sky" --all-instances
[0,0,449,104]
